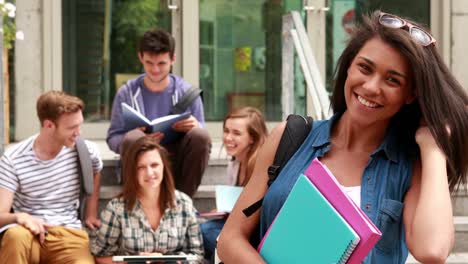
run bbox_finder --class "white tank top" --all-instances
[341,185,361,208]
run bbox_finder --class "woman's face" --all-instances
[136,149,164,193]
[223,117,254,161]
[344,37,415,126]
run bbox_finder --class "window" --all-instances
[62,0,171,121]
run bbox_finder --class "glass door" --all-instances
[199,0,306,122]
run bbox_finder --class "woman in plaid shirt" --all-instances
[91,136,203,263]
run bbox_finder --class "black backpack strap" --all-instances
[242,114,313,217]
[242,199,264,217]
[267,114,313,186]
[170,86,203,114]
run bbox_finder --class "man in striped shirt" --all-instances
[0,91,103,263]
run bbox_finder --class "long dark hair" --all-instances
[332,11,468,192]
[121,136,176,211]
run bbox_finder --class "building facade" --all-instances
[13,0,468,141]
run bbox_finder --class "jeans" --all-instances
[200,219,226,261]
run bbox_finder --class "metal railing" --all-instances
[282,11,331,120]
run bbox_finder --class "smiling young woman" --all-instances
[222,107,268,186]
[218,11,468,264]
[91,136,204,264]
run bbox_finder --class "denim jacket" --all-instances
[260,114,414,264]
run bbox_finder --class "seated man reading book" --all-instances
[107,28,211,197]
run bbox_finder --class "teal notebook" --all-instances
[258,174,360,264]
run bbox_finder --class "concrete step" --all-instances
[98,140,230,187]
[192,185,216,213]
[452,185,468,216]
[406,252,468,263]
[100,158,229,186]
[454,216,468,252]
[200,159,230,186]
[99,185,217,213]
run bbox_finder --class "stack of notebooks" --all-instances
[121,102,190,145]
[258,158,382,264]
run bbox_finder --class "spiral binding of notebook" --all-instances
[339,237,360,264]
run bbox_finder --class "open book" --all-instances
[305,158,382,264]
[121,103,190,144]
[112,254,198,263]
[258,174,360,263]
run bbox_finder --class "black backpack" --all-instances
[242,114,314,246]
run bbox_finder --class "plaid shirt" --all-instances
[91,190,203,261]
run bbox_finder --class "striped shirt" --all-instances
[0,135,103,229]
[91,190,203,262]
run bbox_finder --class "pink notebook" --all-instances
[305,158,382,264]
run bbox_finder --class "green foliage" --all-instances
[111,0,163,74]
[110,0,171,100]
[1,1,17,50]
[2,17,15,49]
[113,0,159,38]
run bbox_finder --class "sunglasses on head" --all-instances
[378,12,436,47]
